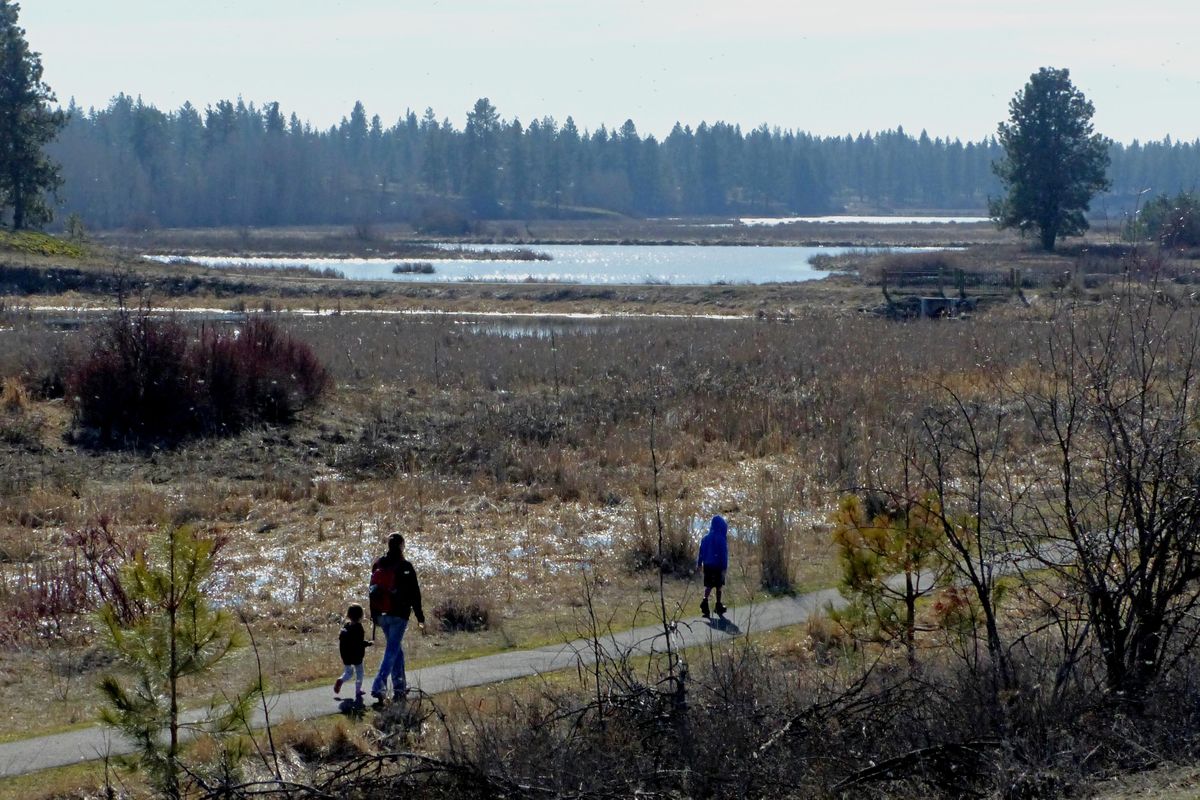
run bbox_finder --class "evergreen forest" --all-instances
[48,95,1200,230]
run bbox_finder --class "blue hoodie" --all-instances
[697,515,729,570]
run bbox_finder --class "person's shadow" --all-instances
[337,697,368,718]
[705,616,741,635]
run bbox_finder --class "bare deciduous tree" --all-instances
[1015,290,1200,699]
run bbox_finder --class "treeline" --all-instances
[47,95,1200,230]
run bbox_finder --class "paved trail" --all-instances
[0,588,844,779]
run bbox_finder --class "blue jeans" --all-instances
[338,663,364,692]
[371,615,410,696]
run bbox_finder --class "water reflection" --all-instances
[144,242,936,285]
[460,319,616,339]
[740,215,990,226]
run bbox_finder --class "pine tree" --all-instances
[464,97,500,217]
[0,0,66,229]
[98,525,250,798]
[832,493,946,666]
[990,67,1110,250]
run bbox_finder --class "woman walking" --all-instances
[368,532,426,702]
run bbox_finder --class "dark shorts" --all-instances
[702,565,725,589]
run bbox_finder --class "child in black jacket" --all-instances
[334,603,372,702]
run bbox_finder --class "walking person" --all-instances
[697,515,729,618]
[334,603,371,704]
[368,532,426,703]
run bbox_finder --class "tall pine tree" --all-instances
[0,1,65,229]
[990,67,1110,251]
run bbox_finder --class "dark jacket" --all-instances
[370,554,425,624]
[338,620,369,665]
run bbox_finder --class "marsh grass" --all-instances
[627,498,695,576]
[0,409,44,449]
[5,237,1200,793]
[392,262,435,274]
[0,303,1032,742]
[756,470,795,594]
[433,579,494,632]
[228,263,347,280]
[1,376,29,412]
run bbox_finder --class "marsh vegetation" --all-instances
[3,230,1200,797]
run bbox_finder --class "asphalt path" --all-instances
[0,587,846,779]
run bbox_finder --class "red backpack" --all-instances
[368,561,397,618]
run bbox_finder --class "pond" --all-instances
[738,215,990,226]
[146,243,937,286]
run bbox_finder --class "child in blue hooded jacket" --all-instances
[697,515,729,618]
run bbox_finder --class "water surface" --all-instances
[148,243,933,285]
[739,215,990,226]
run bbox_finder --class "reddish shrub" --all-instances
[69,309,195,445]
[196,316,330,430]
[69,310,329,446]
[65,517,146,625]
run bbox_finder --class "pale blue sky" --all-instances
[19,0,1200,143]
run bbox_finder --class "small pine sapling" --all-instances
[97,525,255,798]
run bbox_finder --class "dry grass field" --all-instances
[4,225,1200,797]
[0,287,1045,739]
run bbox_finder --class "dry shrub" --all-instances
[1,376,29,412]
[166,617,1200,799]
[91,483,173,526]
[325,720,370,761]
[804,609,857,663]
[253,476,310,503]
[313,479,334,505]
[0,556,91,643]
[509,445,613,505]
[627,499,694,576]
[384,643,917,798]
[267,720,329,765]
[421,642,1177,799]
[756,471,794,594]
[0,408,44,448]
[4,486,73,528]
[372,692,433,747]
[68,309,192,445]
[193,316,330,429]
[433,582,493,632]
[0,375,44,448]
[0,526,38,562]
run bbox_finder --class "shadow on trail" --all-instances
[704,617,741,635]
[336,698,368,719]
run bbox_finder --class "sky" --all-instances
[17,0,1200,144]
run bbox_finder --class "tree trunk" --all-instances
[977,582,1013,695]
[1127,621,1164,700]
[11,182,23,231]
[1040,225,1056,251]
[905,572,917,669]
[167,530,180,800]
